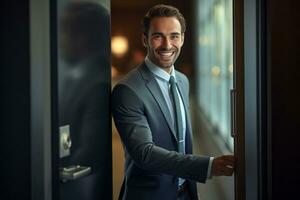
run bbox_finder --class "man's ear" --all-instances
[181,33,185,45]
[142,34,148,47]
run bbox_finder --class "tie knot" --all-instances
[169,76,176,85]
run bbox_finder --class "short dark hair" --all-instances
[142,4,186,36]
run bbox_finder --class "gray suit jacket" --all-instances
[112,63,210,200]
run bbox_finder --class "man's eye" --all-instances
[153,35,162,39]
[171,35,180,40]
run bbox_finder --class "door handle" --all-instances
[230,89,236,137]
[60,165,91,182]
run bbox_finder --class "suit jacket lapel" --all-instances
[139,63,177,141]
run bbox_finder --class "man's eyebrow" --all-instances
[151,32,163,36]
[151,32,181,36]
[170,32,181,35]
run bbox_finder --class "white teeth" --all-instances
[159,52,173,57]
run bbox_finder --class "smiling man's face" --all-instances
[143,17,184,73]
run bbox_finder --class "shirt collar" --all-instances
[145,56,176,82]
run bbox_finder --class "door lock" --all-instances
[59,125,71,158]
[62,133,72,150]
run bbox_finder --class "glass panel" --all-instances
[196,0,234,151]
[57,0,111,199]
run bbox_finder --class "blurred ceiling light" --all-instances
[111,36,129,58]
[228,64,233,73]
[199,35,212,46]
[214,4,225,23]
[211,66,221,76]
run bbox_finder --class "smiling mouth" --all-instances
[157,51,175,59]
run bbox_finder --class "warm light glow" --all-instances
[198,35,213,46]
[228,64,233,73]
[214,4,225,24]
[211,66,221,76]
[111,65,119,79]
[111,36,129,57]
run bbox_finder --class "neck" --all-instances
[164,67,172,74]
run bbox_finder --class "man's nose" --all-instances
[161,38,172,49]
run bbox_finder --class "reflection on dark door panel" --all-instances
[57,0,111,199]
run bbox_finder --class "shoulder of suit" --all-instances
[175,70,189,85]
[113,66,144,92]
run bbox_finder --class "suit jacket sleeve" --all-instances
[112,83,210,183]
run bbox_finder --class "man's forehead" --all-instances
[149,17,182,32]
[150,16,180,24]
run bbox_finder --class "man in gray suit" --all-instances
[112,4,235,200]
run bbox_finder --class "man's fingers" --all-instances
[212,155,236,176]
[221,155,235,168]
[219,165,234,176]
[222,159,234,165]
[222,155,235,162]
[213,166,233,176]
[223,166,234,176]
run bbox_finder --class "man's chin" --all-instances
[157,60,173,67]
[151,59,174,69]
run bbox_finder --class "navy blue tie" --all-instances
[169,76,184,153]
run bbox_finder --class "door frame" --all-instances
[234,0,270,199]
[30,0,53,199]
[233,0,245,199]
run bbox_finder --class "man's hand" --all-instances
[211,155,235,176]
